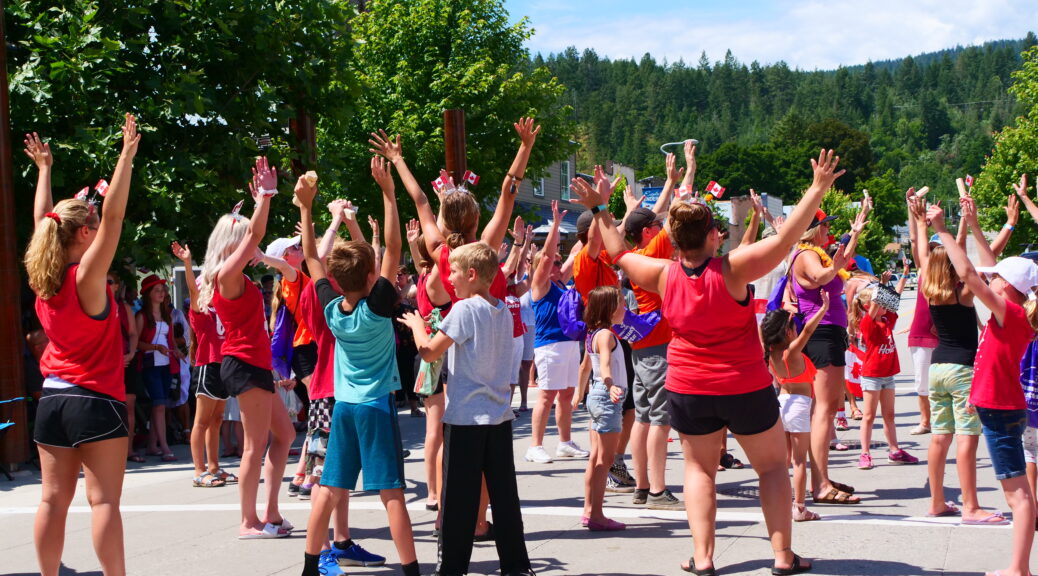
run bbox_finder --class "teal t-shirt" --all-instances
[318,277,401,403]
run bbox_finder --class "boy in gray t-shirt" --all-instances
[400,241,533,576]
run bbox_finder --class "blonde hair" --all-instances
[1025,299,1038,332]
[847,285,874,339]
[268,277,283,333]
[921,246,959,306]
[800,226,824,244]
[449,242,498,286]
[198,213,250,310]
[442,192,479,249]
[24,199,98,299]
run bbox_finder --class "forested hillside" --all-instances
[535,33,1037,203]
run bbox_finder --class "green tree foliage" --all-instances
[7,0,358,267]
[975,46,1038,251]
[331,0,576,221]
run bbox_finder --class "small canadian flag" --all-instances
[965,174,974,188]
[95,179,110,197]
[463,170,480,186]
[706,181,725,198]
[432,175,448,191]
[675,184,693,200]
[75,187,90,200]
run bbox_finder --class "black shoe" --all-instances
[682,557,717,575]
[473,521,494,542]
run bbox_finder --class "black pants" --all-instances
[438,420,531,575]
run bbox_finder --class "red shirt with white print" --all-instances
[971,300,1034,410]
[860,311,900,378]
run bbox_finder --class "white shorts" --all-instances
[1025,426,1038,465]
[910,346,933,397]
[510,335,524,385]
[533,340,580,390]
[522,323,535,362]
[778,393,812,434]
[223,396,241,422]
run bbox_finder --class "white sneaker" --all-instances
[556,440,590,458]
[525,445,553,463]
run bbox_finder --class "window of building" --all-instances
[533,177,545,197]
[560,161,570,201]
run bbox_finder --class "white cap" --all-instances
[976,256,1038,298]
[264,236,301,259]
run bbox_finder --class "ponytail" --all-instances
[24,199,95,299]
[446,232,467,250]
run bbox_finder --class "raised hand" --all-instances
[926,203,946,231]
[749,189,764,215]
[819,289,830,312]
[514,117,542,148]
[623,184,644,212]
[593,165,617,202]
[665,153,685,183]
[510,215,526,243]
[684,139,697,174]
[252,156,278,193]
[368,215,381,239]
[850,205,870,234]
[1013,174,1030,199]
[1006,194,1020,227]
[371,155,394,193]
[23,133,52,169]
[569,177,603,210]
[171,241,191,263]
[406,218,421,243]
[959,196,978,225]
[368,130,403,163]
[881,270,892,284]
[120,113,141,159]
[294,173,317,208]
[809,149,845,191]
[550,199,568,223]
[908,196,926,221]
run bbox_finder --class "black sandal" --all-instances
[681,557,717,575]
[719,451,744,470]
[772,553,811,575]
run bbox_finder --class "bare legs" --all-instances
[147,403,170,456]
[236,387,293,531]
[36,438,128,576]
[423,392,445,507]
[809,365,846,496]
[190,395,225,476]
[584,430,620,522]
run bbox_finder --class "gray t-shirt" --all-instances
[439,295,516,426]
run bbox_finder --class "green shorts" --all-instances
[928,363,981,436]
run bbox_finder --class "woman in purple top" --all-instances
[791,203,869,505]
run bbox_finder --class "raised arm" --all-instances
[369,130,444,253]
[679,139,697,192]
[255,250,298,283]
[78,114,140,316]
[531,200,566,300]
[317,199,346,260]
[219,157,276,299]
[738,189,764,249]
[990,193,1019,258]
[500,217,526,278]
[172,242,201,312]
[928,204,1005,324]
[294,173,324,283]
[959,196,997,267]
[909,196,931,275]
[372,156,401,281]
[24,132,53,225]
[405,219,425,271]
[481,117,541,248]
[788,291,829,355]
[1013,174,1038,226]
[726,149,845,287]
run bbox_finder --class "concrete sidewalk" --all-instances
[0,291,1027,575]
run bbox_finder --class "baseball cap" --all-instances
[576,210,594,236]
[976,257,1038,298]
[624,207,662,237]
[807,209,838,230]
[929,233,942,246]
[265,236,301,259]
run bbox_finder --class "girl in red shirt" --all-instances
[196,157,296,539]
[571,150,846,576]
[23,117,139,576]
[135,273,181,461]
[930,202,1038,576]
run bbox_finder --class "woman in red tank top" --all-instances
[23,117,139,576]
[195,157,296,539]
[571,152,844,576]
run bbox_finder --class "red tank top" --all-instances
[189,308,225,366]
[436,244,508,307]
[213,274,273,370]
[663,259,773,396]
[36,265,125,400]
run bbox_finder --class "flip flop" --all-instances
[962,513,1010,526]
[215,468,238,483]
[238,523,291,540]
[127,454,146,463]
[772,553,812,575]
[681,557,718,575]
[161,453,178,462]
[812,487,860,505]
[925,502,961,518]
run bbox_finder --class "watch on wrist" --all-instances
[590,204,607,214]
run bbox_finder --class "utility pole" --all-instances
[0,0,30,470]
[443,109,466,183]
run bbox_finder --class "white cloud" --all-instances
[521,0,1038,69]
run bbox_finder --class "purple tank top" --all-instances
[908,290,938,348]
[792,251,848,328]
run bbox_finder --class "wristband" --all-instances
[1004,223,1015,231]
[590,204,607,214]
[259,187,278,197]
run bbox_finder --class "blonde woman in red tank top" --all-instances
[23,117,139,576]
[570,151,844,576]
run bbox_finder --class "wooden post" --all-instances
[289,107,316,176]
[443,109,467,183]
[0,0,29,470]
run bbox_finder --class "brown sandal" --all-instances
[812,487,859,505]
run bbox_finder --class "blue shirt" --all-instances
[532,282,570,348]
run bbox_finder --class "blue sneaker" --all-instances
[332,542,386,567]
[318,550,344,575]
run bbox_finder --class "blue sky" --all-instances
[504,0,1038,70]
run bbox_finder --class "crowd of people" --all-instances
[19,113,1038,576]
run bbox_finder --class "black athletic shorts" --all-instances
[124,364,144,397]
[35,385,128,448]
[292,342,318,382]
[803,324,849,369]
[221,355,275,397]
[194,362,228,400]
[667,385,779,436]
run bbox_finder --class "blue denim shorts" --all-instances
[976,407,1028,481]
[586,382,625,434]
